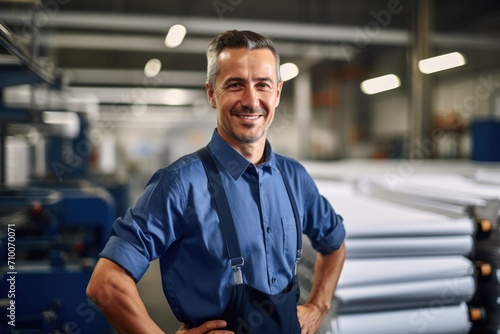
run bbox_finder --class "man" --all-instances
[87,30,346,334]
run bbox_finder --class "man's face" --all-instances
[206,47,283,146]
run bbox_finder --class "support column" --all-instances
[408,0,434,158]
[295,69,311,160]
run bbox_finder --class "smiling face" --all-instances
[206,47,283,147]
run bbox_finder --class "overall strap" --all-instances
[197,147,244,284]
[276,158,303,275]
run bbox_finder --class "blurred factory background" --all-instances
[0,0,500,333]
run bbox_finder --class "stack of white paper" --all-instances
[298,179,477,334]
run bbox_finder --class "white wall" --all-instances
[371,91,409,137]
[435,68,500,119]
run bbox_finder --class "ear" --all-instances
[205,82,217,109]
[275,80,283,108]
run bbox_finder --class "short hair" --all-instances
[206,30,281,88]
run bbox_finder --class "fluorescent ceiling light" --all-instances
[165,24,187,48]
[419,52,466,74]
[161,88,194,105]
[68,87,206,106]
[360,74,401,95]
[144,58,162,78]
[280,62,299,81]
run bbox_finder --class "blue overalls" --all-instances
[198,147,302,334]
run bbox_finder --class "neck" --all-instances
[217,128,266,165]
[236,142,265,165]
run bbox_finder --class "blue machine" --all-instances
[0,18,121,333]
[471,118,500,162]
[0,187,116,334]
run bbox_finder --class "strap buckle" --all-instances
[230,257,244,285]
[293,249,302,275]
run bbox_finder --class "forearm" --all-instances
[87,258,165,334]
[306,242,346,313]
[96,285,164,334]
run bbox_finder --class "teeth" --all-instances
[239,115,260,120]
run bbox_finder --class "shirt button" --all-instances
[272,277,276,283]
[266,227,271,233]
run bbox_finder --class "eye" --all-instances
[225,82,243,90]
[256,82,272,90]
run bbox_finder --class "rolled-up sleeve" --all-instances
[302,176,346,255]
[99,168,185,282]
[99,234,151,281]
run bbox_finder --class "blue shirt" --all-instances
[100,130,345,323]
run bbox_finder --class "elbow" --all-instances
[86,273,101,302]
[86,258,117,304]
[86,258,133,307]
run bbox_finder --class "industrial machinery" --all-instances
[0,14,119,333]
[0,187,114,333]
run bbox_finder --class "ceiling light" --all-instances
[144,58,162,78]
[165,24,187,48]
[161,88,192,105]
[360,74,401,95]
[280,63,299,81]
[418,52,466,74]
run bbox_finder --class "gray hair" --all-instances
[206,30,281,88]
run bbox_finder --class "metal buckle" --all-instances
[230,257,244,285]
[293,249,302,275]
[230,257,244,268]
[296,249,302,261]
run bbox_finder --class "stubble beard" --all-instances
[221,121,267,144]
[220,107,269,144]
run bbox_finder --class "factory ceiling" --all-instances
[1,0,500,92]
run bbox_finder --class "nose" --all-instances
[240,87,259,110]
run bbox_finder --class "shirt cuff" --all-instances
[311,217,346,255]
[99,235,151,282]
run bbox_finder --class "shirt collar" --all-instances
[207,129,277,180]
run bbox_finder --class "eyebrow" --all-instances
[224,76,275,85]
[256,77,274,84]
